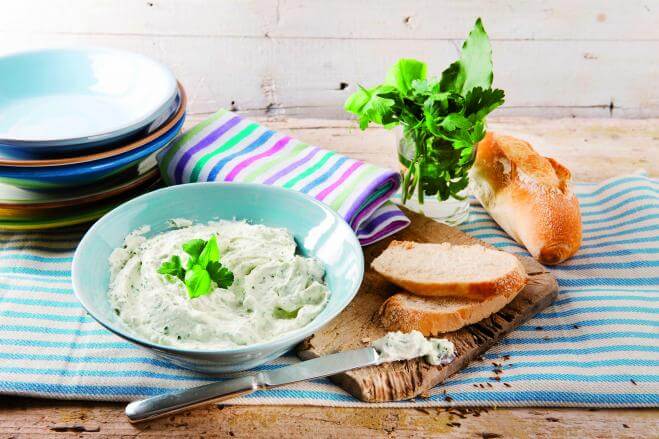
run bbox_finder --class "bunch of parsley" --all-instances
[344,18,504,203]
[158,235,234,299]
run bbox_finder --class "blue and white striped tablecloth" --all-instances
[0,173,657,407]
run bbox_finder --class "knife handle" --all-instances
[125,374,263,423]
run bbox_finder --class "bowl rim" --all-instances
[71,182,365,356]
[0,47,178,145]
[0,83,186,167]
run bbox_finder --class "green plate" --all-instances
[0,158,158,206]
[0,179,162,230]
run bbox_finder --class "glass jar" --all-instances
[396,128,471,226]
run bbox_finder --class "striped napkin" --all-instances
[157,110,409,245]
[0,173,657,407]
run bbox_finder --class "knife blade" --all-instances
[125,347,380,423]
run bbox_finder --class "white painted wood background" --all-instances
[1,0,658,119]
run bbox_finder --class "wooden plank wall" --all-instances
[1,0,657,119]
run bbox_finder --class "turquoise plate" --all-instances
[0,114,184,189]
[0,48,177,152]
[72,183,364,374]
[0,91,181,158]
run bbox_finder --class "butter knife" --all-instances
[125,347,380,423]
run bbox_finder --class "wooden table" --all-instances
[1,117,657,438]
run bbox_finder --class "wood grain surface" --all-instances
[299,208,558,402]
[0,117,657,438]
[1,1,658,118]
[2,399,657,438]
[256,116,659,183]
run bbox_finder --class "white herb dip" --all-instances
[372,330,455,365]
[108,220,330,349]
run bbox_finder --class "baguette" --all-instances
[469,132,582,265]
[379,285,523,335]
[371,241,527,301]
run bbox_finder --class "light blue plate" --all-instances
[0,48,177,151]
[0,91,181,158]
[0,114,184,189]
[72,183,364,374]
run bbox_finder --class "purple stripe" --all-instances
[263,146,321,185]
[345,172,400,228]
[300,156,348,194]
[173,115,242,184]
[316,162,364,201]
[351,191,391,228]
[225,136,292,182]
[357,210,406,235]
[358,219,410,246]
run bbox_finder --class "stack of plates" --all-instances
[0,48,187,230]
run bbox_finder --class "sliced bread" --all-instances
[371,241,527,300]
[379,286,524,335]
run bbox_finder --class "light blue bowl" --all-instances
[0,48,178,152]
[72,183,364,374]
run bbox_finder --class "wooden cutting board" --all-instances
[298,208,558,402]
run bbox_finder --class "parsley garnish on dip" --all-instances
[157,234,234,298]
[108,220,330,349]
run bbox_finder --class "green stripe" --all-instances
[363,184,391,208]
[159,110,227,179]
[352,184,392,221]
[282,151,336,189]
[338,183,392,224]
[242,142,308,183]
[189,122,259,182]
[0,178,60,190]
[329,166,379,210]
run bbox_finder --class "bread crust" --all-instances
[371,240,528,300]
[379,284,523,336]
[470,133,582,265]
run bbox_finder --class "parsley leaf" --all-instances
[182,239,205,263]
[198,235,219,270]
[207,261,234,289]
[384,59,427,96]
[158,234,235,299]
[464,87,505,121]
[440,113,472,131]
[344,18,504,202]
[157,255,184,281]
[185,265,212,298]
[345,85,397,129]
